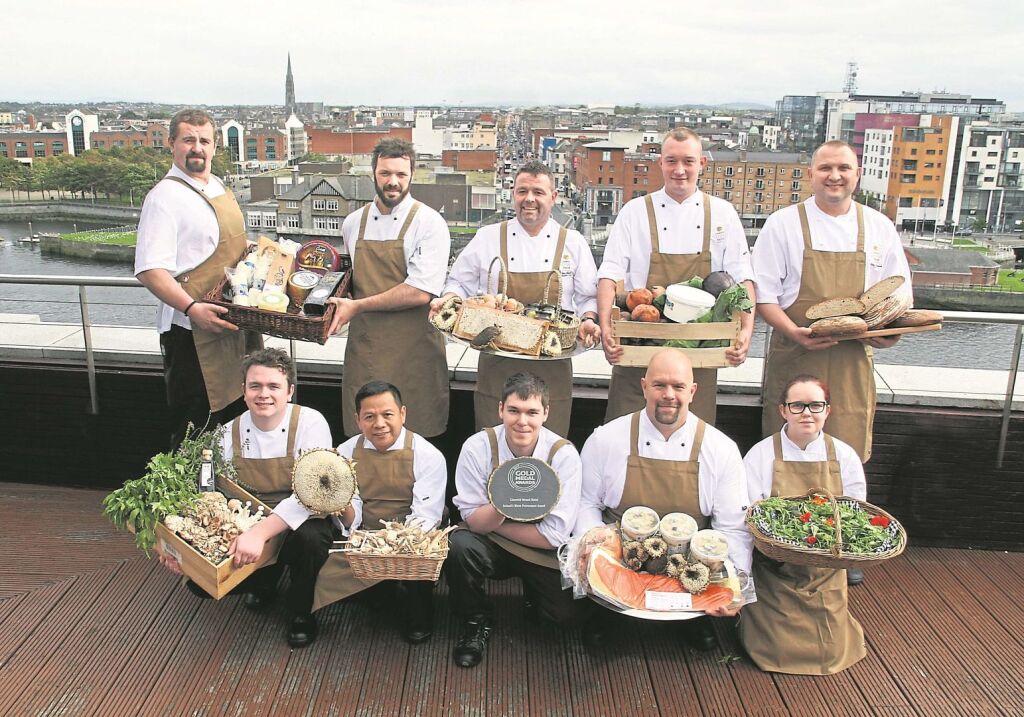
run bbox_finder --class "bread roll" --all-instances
[808,316,868,338]
[888,309,943,328]
[805,297,866,321]
[858,276,905,313]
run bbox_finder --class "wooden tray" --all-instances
[837,324,941,341]
[154,479,285,599]
[611,307,741,368]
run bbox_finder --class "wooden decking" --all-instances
[2,482,1023,717]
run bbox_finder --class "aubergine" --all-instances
[702,271,736,297]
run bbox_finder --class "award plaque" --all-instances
[486,457,561,522]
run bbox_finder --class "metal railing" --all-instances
[1,274,1022,466]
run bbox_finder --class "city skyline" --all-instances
[4,0,1023,110]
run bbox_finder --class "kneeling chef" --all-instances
[158,348,335,648]
[447,371,584,668]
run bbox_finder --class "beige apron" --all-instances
[341,202,449,438]
[482,426,570,570]
[312,430,417,611]
[761,203,875,462]
[738,432,867,674]
[605,194,718,426]
[602,411,710,529]
[230,404,300,507]
[167,177,263,411]
[475,222,573,435]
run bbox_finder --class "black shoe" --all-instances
[184,580,213,600]
[847,568,865,586]
[287,614,317,648]
[404,620,434,645]
[453,619,491,668]
[680,617,717,652]
[242,588,273,611]
[582,614,608,649]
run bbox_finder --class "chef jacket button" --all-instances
[663,227,667,231]
[661,204,665,208]
[546,234,551,238]
[697,225,701,229]
[282,428,286,432]
[645,441,650,446]
[246,429,250,433]
[373,216,378,221]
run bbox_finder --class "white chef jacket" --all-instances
[597,189,752,290]
[337,428,447,534]
[221,406,336,528]
[443,217,598,317]
[453,425,582,550]
[576,410,753,574]
[341,194,451,297]
[751,197,913,310]
[134,164,227,333]
[744,427,866,503]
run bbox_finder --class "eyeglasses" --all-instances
[784,401,829,414]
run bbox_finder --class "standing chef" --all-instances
[447,372,583,668]
[432,161,599,435]
[135,108,262,448]
[159,348,335,649]
[597,127,755,426]
[576,348,751,651]
[327,138,451,439]
[308,380,447,644]
[751,140,912,465]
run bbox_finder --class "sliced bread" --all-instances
[805,297,866,321]
[808,315,868,338]
[888,309,943,328]
[858,276,905,313]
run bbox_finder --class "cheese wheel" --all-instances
[258,292,288,313]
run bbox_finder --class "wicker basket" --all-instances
[344,530,449,581]
[541,271,580,350]
[202,248,350,345]
[463,256,515,309]
[746,488,907,569]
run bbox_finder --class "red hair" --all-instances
[779,374,830,405]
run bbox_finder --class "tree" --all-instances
[0,157,26,201]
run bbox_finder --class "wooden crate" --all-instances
[611,307,741,368]
[154,479,285,599]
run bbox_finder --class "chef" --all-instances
[432,160,599,436]
[597,127,754,426]
[327,138,451,439]
[576,348,751,651]
[307,380,447,644]
[135,108,262,448]
[447,372,583,668]
[751,139,912,465]
[739,374,867,674]
[158,348,335,649]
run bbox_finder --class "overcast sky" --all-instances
[4,1,1022,110]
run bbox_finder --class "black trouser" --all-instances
[393,580,435,627]
[241,517,337,615]
[159,324,245,450]
[446,530,582,625]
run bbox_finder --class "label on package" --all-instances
[645,591,693,611]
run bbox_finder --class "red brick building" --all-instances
[0,131,68,160]
[305,126,413,155]
[242,129,288,162]
[90,123,167,150]
[571,141,661,225]
[441,148,496,172]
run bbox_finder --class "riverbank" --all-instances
[0,200,141,223]
[40,233,136,262]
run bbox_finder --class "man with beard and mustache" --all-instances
[135,108,262,448]
[575,348,751,651]
[327,138,451,439]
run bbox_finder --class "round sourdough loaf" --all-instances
[888,309,943,327]
[862,294,911,329]
[808,315,868,338]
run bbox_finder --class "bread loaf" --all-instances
[861,294,912,329]
[888,309,943,328]
[805,297,866,321]
[808,316,868,338]
[858,276,905,313]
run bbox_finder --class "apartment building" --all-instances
[953,123,1024,232]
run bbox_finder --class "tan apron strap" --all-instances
[690,419,706,461]
[797,203,813,252]
[396,201,421,242]
[284,404,300,457]
[355,435,366,450]
[232,415,242,461]
[629,411,642,458]
[772,431,784,460]
[499,221,510,272]
[547,438,570,463]
[553,226,568,268]
[824,433,838,462]
[855,203,865,252]
[484,426,500,471]
[357,204,371,242]
[403,429,413,449]
[644,194,660,253]
[702,196,712,253]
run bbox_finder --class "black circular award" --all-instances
[486,457,561,522]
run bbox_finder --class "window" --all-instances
[988,151,998,157]
[924,175,934,181]
[900,174,915,183]
[910,148,917,155]
[903,160,918,170]
[33,142,45,157]
[791,193,800,202]
[285,215,300,228]
[597,177,602,185]
[724,179,733,189]
[602,151,611,161]
[247,212,261,228]
[114,140,124,147]
[756,167,766,177]
[791,180,800,190]
[724,191,732,201]
[899,197,913,207]
[779,168,787,176]
[133,140,143,147]
[0,142,6,157]
[725,166,734,176]
[326,199,338,211]
[925,162,935,168]
[313,198,326,211]
[313,216,341,230]
[926,149,937,155]
[754,204,762,214]
[287,200,299,209]
[15,142,27,158]
[94,141,105,148]
[754,192,763,202]
[755,180,764,189]
[262,213,277,228]
[792,169,802,178]
[920,198,938,208]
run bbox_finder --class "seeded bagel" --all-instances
[862,294,912,329]
[808,315,868,338]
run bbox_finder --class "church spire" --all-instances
[285,53,296,115]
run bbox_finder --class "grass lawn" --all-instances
[997,270,1024,292]
[951,238,990,253]
[60,230,137,246]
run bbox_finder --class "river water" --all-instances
[1,218,1021,371]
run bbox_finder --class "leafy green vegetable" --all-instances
[102,423,235,556]
[652,292,667,314]
[751,495,898,555]
[699,283,754,347]
[681,275,704,289]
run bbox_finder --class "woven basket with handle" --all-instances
[541,270,580,349]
